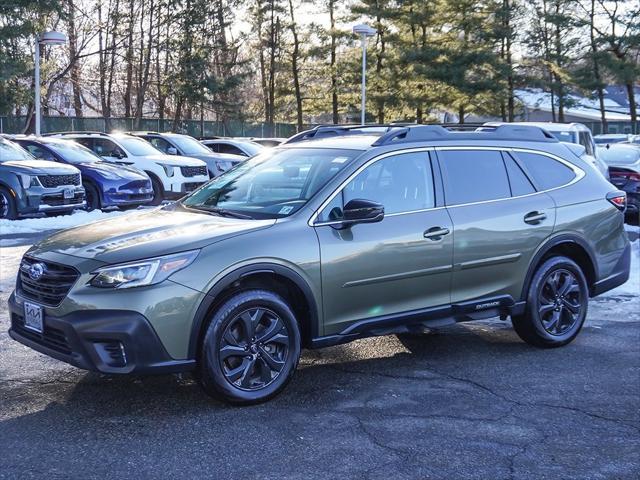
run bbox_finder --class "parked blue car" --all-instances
[13,137,154,211]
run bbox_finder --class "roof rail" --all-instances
[371,124,557,146]
[42,131,112,137]
[283,124,411,144]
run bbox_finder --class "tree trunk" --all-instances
[329,0,338,124]
[458,105,465,124]
[124,0,135,118]
[288,0,303,131]
[67,0,83,118]
[626,82,638,135]
[590,0,607,133]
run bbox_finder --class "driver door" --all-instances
[313,151,453,336]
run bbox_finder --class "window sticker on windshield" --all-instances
[332,157,349,164]
[279,206,295,215]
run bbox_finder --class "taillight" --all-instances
[609,169,640,181]
[606,191,627,211]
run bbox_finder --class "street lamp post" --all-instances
[352,24,376,126]
[34,31,67,136]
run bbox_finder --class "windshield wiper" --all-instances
[192,205,253,219]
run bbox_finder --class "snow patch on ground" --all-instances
[0,245,29,293]
[0,208,150,237]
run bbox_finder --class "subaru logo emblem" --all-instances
[28,263,45,281]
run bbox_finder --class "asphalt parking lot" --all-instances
[1,234,638,480]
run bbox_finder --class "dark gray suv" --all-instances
[8,125,631,404]
[0,138,85,219]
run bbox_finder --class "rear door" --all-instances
[436,148,555,305]
[314,150,453,335]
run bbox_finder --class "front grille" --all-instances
[38,173,81,188]
[41,192,85,207]
[184,182,206,192]
[180,165,207,177]
[18,256,79,306]
[12,313,72,355]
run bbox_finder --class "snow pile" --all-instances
[0,208,151,237]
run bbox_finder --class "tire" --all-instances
[147,173,164,206]
[198,289,301,405]
[512,256,589,348]
[0,187,18,220]
[118,204,139,211]
[84,182,101,211]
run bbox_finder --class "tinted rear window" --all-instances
[439,149,511,205]
[504,154,536,196]
[513,152,576,190]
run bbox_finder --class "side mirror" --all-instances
[167,146,178,155]
[340,198,384,228]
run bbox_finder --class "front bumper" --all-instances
[18,185,86,214]
[8,293,195,375]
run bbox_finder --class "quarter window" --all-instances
[504,154,536,196]
[317,152,434,221]
[439,149,511,205]
[513,152,576,190]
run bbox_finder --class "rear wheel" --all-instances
[512,256,588,348]
[0,187,17,220]
[198,289,301,404]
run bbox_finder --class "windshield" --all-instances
[170,135,212,155]
[599,146,640,165]
[182,148,360,219]
[47,140,101,164]
[0,141,34,162]
[548,131,576,144]
[118,136,162,156]
[238,141,264,156]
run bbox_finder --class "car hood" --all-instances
[185,152,244,163]
[28,206,276,264]
[82,161,149,180]
[1,159,79,175]
[135,154,206,167]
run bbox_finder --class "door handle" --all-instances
[524,211,547,224]
[423,227,450,240]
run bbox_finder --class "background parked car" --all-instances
[594,133,631,145]
[0,138,85,219]
[598,143,640,222]
[50,132,209,205]
[128,131,244,178]
[199,137,264,157]
[13,137,154,211]
[484,122,610,179]
[247,137,286,147]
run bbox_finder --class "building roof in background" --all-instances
[515,88,632,122]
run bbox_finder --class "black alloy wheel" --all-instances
[537,269,583,336]
[512,256,589,348]
[219,307,290,391]
[198,289,301,404]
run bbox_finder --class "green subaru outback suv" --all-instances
[8,125,631,404]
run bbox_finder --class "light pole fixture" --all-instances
[34,31,67,136]
[352,23,376,126]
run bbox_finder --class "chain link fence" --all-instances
[0,116,299,138]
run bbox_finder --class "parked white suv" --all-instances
[483,122,609,179]
[54,132,210,204]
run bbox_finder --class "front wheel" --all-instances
[198,289,301,404]
[512,256,589,348]
[0,187,17,220]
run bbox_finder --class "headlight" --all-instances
[89,250,199,289]
[215,160,233,172]
[19,174,41,189]
[161,164,177,177]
